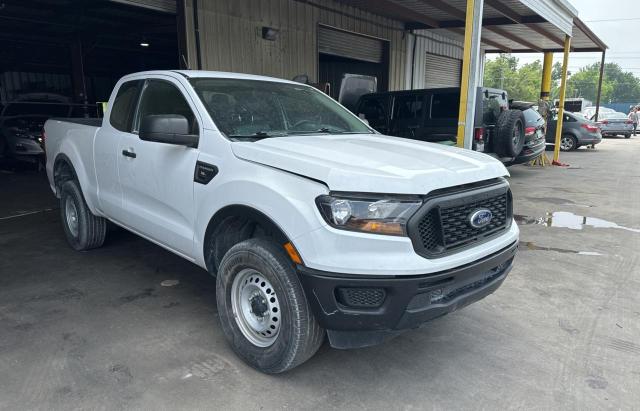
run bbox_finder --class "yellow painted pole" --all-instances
[540,52,553,101]
[553,35,571,164]
[456,0,476,147]
[529,52,554,167]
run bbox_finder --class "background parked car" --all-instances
[508,101,546,165]
[0,94,98,166]
[598,111,634,138]
[546,111,602,151]
[355,87,544,165]
[581,106,614,121]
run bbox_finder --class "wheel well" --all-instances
[203,205,291,274]
[53,155,77,197]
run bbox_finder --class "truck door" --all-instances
[94,79,143,221]
[117,77,201,258]
[356,95,390,134]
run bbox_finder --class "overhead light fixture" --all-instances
[261,27,279,41]
[140,41,150,47]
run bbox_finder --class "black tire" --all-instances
[625,134,631,139]
[559,134,577,151]
[59,180,107,251]
[216,238,324,373]
[494,109,525,157]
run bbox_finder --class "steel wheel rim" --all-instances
[231,268,281,347]
[512,122,522,146]
[560,136,573,150]
[65,198,79,237]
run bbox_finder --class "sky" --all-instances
[488,0,640,76]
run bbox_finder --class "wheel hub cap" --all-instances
[231,268,281,347]
[65,198,79,237]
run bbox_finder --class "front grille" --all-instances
[336,287,386,308]
[409,181,512,257]
[440,193,508,248]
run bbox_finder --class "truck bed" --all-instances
[50,117,103,127]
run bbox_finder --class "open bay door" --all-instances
[425,54,462,88]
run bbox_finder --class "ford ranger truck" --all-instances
[45,71,519,373]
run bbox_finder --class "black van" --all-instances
[354,87,545,165]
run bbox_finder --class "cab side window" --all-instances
[394,95,424,120]
[110,80,143,132]
[134,80,198,135]
[359,97,388,129]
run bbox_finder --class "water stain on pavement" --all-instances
[515,211,640,233]
[520,242,603,256]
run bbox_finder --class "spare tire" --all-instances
[494,109,525,157]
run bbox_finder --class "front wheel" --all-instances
[216,238,324,373]
[625,134,632,139]
[59,180,107,251]
[560,134,577,151]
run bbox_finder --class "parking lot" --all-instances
[0,137,639,410]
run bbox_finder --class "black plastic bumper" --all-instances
[297,241,517,349]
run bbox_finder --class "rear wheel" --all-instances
[216,238,324,373]
[625,134,631,139]
[560,134,577,151]
[494,110,525,157]
[60,180,107,251]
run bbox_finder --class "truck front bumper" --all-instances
[298,240,517,349]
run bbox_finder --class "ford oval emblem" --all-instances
[469,209,493,228]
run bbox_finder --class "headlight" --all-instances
[316,195,422,236]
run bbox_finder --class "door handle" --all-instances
[122,149,136,158]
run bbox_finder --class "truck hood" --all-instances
[231,134,509,194]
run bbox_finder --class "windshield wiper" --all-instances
[229,131,288,140]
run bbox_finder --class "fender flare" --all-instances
[202,204,295,272]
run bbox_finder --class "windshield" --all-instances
[605,112,628,119]
[2,102,71,117]
[190,78,373,138]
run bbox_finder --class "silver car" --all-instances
[599,112,634,138]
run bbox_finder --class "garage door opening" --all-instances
[424,54,462,89]
[317,26,389,111]
[0,0,180,106]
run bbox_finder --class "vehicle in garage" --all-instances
[354,87,544,165]
[45,70,518,373]
[0,94,72,165]
[597,111,634,138]
[546,110,602,151]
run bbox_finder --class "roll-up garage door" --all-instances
[318,26,384,63]
[109,0,176,13]
[425,54,462,88]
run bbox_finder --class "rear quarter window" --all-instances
[109,80,143,132]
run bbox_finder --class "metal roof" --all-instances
[337,0,607,53]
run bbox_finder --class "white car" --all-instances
[45,70,519,373]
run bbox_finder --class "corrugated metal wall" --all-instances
[407,30,465,90]
[182,0,406,90]
[0,72,72,102]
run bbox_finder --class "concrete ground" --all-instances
[1,137,639,410]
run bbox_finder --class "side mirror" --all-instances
[139,114,198,148]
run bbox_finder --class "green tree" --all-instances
[483,55,545,101]
[567,62,640,103]
[485,56,640,104]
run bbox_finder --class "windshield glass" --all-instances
[605,112,627,119]
[190,78,372,138]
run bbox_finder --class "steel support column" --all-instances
[456,0,484,148]
[540,52,553,101]
[594,50,606,121]
[553,35,571,164]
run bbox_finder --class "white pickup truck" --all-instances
[45,70,519,373]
